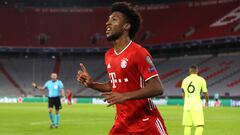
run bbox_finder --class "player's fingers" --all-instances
[77,74,87,83]
[77,70,87,78]
[107,102,115,107]
[32,82,36,87]
[80,63,88,73]
[76,73,82,81]
[77,70,82,75]
[103,95,114,102]
[77,77,84,83]
[103,93,114,101]
[83,82,88,87]
[80,74,89,79]
[104,98,108,102]
[80,77,89,85]
[77,71,82,79]
[77,71,88,81]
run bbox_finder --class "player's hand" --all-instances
[77,63,93,87]
[62,96,66,102]
[102,92,128,107]
[32,82,37,88]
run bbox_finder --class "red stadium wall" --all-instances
[0,0,239,48]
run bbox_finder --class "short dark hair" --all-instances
[111,2,142,39]
[190,64,198,70]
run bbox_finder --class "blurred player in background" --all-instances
[32,73,65,128]
[181,65,209,135]
[77,2,168,135]
[66,89,73,106]
[214,93,221,107]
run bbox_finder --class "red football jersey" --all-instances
[67,91,72,100]
[105,41,165,132]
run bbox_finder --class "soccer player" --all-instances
[32,73,65,128]
[66,89,73,106]
[77,2,168,135]
[181,65,209,135]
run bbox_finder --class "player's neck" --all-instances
[113,35,131,54]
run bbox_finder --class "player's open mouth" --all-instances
[106,27,111,34]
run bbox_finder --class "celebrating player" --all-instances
[181,65,209,135]
[77,2,168,135]
[32,73,65,128]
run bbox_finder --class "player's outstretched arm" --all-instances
[76,63,111,92]
[102,76,163,107]
[32,82,45,91]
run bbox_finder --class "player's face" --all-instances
[106,11,126,41]
[51,73,57,81]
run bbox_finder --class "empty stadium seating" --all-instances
[0,0,239,48]
[227,79,240,87]
[0,53,240,97]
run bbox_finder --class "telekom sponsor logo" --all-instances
[109,72,117,88]
[109,72,129,88]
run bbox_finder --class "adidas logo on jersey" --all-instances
[107,63,111,68]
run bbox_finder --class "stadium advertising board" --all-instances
[0,97,18,103]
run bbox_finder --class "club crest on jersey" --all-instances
[120,58,128,68]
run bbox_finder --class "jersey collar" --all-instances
[114,40,132,55]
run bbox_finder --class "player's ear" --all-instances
[123,23,131,30]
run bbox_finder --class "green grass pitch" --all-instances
[0,103,239,135]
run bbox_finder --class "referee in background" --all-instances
[32,73,65,128]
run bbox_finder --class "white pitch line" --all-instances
[30,119,83,125]
[30,118,108,126]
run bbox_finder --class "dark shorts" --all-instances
[48,97,62,110]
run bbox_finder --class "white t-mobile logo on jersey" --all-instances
[109,72,129,88]
[109,72,117,88]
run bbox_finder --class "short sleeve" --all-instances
[59,81,64,89]
[135,48,158,82]
[43,81,49,90]
[201,78,207,92]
